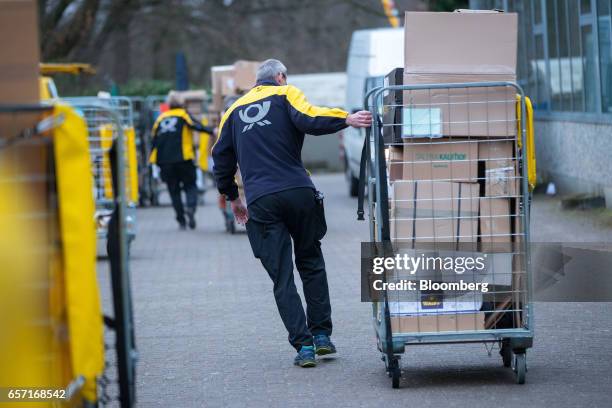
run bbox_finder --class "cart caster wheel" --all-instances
[386,357,400,388]
[500,340,512,368]
[512,352,526,384]
[391,366,401,389]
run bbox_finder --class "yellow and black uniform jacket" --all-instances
[149,108,213,165]
[212,80,348,204]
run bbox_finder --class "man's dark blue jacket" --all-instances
[212,80,348,205]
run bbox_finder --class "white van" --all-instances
[342,27,403,196]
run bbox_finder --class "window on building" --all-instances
[568,1,585,111]
[598,0,612,112]
[471,0,612,116]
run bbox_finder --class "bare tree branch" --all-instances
[41,0,101,60]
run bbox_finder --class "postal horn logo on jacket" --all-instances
[159,117,178,133]
[239,101,272,132]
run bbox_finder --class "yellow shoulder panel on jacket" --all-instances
[214,86,282,147]
[153,109,191,132]
[285,85,348,119]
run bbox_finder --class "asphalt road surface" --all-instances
[97,173,612,407]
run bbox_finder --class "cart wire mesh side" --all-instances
[361,82,533,388]
[64,97,138,246]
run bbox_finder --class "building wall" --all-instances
[469,0,612,206]
[535,118,612,203]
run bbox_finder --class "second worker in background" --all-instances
[212,59,372,367]
[150,92,214,230]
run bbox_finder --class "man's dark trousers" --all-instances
[159,160,198,223]
[246,187,332,351]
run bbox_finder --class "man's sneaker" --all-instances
[294,345,316,367]
[177,218,187,230]
[186,208,196,230]
[313,335,336,356]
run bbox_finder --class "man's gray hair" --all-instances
[166,90,183,108]
[256,59,287,82]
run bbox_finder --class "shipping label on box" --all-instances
[486,166,516,197]
[479,141,518,197]
[402,107,442,138]
[402,139,478,182]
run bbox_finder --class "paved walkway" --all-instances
[98,173,612,407]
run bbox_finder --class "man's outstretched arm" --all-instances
[285,85,372,135]
[185,112,215,134]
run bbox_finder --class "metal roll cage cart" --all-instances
[0,103,137,407]
[359,81,534,388]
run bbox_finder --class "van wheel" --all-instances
[345,156,359,197]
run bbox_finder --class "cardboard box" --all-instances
[480,141,518,197]
[391,181,479,243]
[480,198,512,243]
[387,146,403,182]
[404,12,517,75]
[0,0,40,104]
[402,139,478,182]
[391,312,485,333]
[233,60,260,91]
[403,11,518,137]
[402,77,516,137]
[211,65,235,111]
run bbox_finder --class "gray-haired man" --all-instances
[213,59,372,367]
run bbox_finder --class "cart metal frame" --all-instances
[360,81,534,388]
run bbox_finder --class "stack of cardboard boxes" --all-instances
[209,61,260,200]
[210,60,261,114]
[388,10,521,334]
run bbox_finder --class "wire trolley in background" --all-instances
[64,97,138,251]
